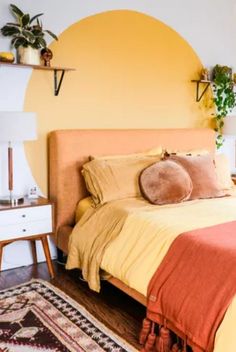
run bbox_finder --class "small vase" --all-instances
[17,46,40,65]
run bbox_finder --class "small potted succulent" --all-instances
[0,4,58,65]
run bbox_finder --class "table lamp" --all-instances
[0,111,37,204]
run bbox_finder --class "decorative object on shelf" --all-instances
[17,46,40,65]
[0,4,58,65]
[213,65,232,80]
[41,47,53,67]
[0,52,15,63]
[212,65,236,149]
[0,111,37,204]
[201,67,210,81]
[192,65,236,148]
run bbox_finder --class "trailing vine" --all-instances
[212,65,236,149]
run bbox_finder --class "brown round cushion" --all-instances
[139,160,193,205]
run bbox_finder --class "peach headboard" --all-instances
[49,128,215,238]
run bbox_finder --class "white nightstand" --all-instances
[0,197,55,278]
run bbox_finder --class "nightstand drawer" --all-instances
[0,219,52,240]
[0,205,51,226]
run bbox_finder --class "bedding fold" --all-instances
[66,200,130,291]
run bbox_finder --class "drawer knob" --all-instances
[22,229,26,232]
[22,214,26,218]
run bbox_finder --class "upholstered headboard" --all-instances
[49,128,215,238]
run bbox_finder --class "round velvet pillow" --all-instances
[139,160,193,205]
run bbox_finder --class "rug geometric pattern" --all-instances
[0,280,137,352]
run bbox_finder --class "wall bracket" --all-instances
[191,80,211,102]
[0,62,75,96]
[54,69,65,96]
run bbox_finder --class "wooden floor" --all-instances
[0,261,145,349]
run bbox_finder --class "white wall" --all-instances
[0,0,236,270]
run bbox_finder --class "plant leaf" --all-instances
[1,25,21,36]
[44,29,58,41]
[29,13,44,24]
[10,4,24,19]
[5,22,21,27]
[36,36,47,48]
[21,13,30,27]
[22,29,35,43]
[31,28,43,36]
[13,37,28,49]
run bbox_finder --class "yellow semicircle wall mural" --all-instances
[24,10,211,195]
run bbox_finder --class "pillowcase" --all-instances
[214,154,234,190]
[82,154,162,205]
[75,197,94,223]
[89,146,163,161]
[164,149,209,157]
[165,151,233,191]
[139,160,193,205]
[167,154,225,200]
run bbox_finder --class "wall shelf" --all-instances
[0,62,75,96]
[191,79,211,102]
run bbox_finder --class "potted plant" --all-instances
[0,4,58,65]
[212,65,236,148]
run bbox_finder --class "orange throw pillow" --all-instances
[168,154,225,200]
[139,160,193,205]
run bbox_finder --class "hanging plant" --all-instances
[212,65,236,148]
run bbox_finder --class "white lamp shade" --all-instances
[223,116,236,136]
[0,112,37,142]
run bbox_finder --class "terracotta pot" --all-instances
[17,47,40,65]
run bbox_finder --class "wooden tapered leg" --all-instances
[30,240,37,264]
[41,235,55,279]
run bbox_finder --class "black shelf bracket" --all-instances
[54,69,65,96]
[191,80,211,102]
[0,63,75,96]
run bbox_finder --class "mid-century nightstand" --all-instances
[0,197,55,278]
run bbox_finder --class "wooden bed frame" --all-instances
[48,128,215,306]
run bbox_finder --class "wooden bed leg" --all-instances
[57,248,67,265]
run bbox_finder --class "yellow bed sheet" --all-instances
[100,195,236,352]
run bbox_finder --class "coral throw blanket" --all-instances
[140,221,236,352]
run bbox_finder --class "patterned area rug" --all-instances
[0,280,137,352]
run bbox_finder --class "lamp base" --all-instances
[0,195,24,205]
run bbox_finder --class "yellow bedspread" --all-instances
[66,195,236,352]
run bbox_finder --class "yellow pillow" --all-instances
[214,154,234,190]
[75,197,94,223]
[82,154,162,205]
[89,146,163,160]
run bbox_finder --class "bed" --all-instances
[49,128,236,352]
